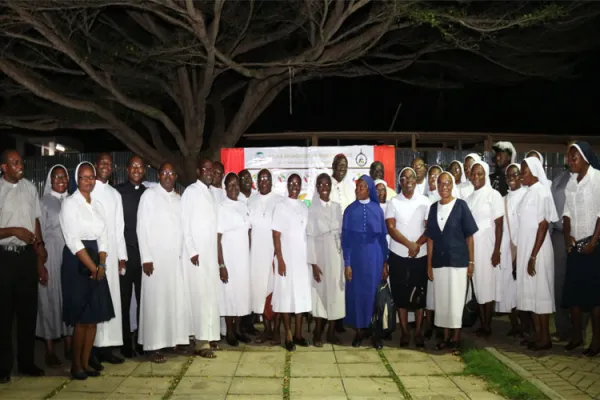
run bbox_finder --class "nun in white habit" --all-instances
[136,163,190,362]
[425,165,443,203]
[217,173,252,346]
[307,173,346,346]
[272,173,312,351]
[448,160,466,199]
[37,164,72,367]
[526,150,552,188]
[516,157,557,350]
[466,160,504,337]
[460,153,482,199]
[495,163,527,334]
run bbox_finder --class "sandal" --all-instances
[151,351,167,364]
[194,348,217,358]
[255,333,272,344]
[210,342,222,351]
[450,341,462,356]
[435,340,450,351]
[172,345,189,355]
[312,333,323,348]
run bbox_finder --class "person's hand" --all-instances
[345,266,352,281]
[427,266,434,281]
[566,236,576,253]
[37,258,48,286]
[406,242,419,258]
[491,250,501,267]
[527,257,536,277]
[382,262,389,281]
[143,262,154,277]
[467,263,474,279]
[12,227,36,244]
[190,254,199,266]
[97,266,106,280]
[312,265,323,283]
[278,259,286,277]
[119,260,127,275]
[580,241,597,255]
[36,244,48,263]
[220,266,229,283]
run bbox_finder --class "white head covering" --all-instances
[504,163,522,192]
[470,160,492,189]
[493,141,517,164]
[464,153,482,164]
[44,164,69,199]
[308,174,339,236]
[448,160,465,185]
[437,171,460,200]
[374,179,387,188]
[425,165,442,196]
[522,157,558,221]
[397,167,418,194]
[527,150,544,166]
[74,161,96,190]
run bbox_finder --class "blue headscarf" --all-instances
[571,141,600,170]
[342,175,384,233]
[361,174,380,204]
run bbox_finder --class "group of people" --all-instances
[1,139,599,383]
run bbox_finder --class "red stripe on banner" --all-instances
[374,145,396,190]
[220,148,245,174]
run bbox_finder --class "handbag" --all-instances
[408,285,425,309]
[462,278,479,328]
[574,236,598,253]
[371,280,396,335]
[504,197,517,263]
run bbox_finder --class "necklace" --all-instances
[257,193,271,217]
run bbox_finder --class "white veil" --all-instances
[449,160,465,185]
[522,157,558,222]
[470,160,492,189]
[437,171,460,199]
[43,164,69,199]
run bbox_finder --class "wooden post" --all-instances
[311,134,319,146]
[411,134,417,151]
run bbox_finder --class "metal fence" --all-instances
[20,148,575,197]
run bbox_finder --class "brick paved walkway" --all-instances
[0,333,505,399]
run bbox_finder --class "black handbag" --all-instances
[462,278,479,328]
[574,236,598,253]
[408,285,426,309]
[371,280,396,335]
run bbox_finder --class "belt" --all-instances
[0,244,31,254]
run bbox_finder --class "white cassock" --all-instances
[238,190,257,205]
[330,177,355,213]
[181,181,220,341]
[248,192,284,313]
[496,187,526,313]
[271,198,312,313]
[136,185,190,351]
[210,186,225,204]
[466,183,504,304]
[92,180,127,347]
[218,198,252,316]
[517,182,557,314]
[307,198,345,320]
[415,181,427,195]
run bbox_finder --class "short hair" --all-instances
[95,152,112,163]
[127,155,144,167]
[316,173,331,185]
[332,154,347,168]
[214,161,224,170]
[258,168,271,178]
[224,172,238,185]
[239,168,251,176]
[158,161,174,173]
[196,158,212,168]
[0,149,18,164]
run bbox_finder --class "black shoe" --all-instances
[564,340,583,351]
[285,340,296,351]
[0,375,10,384]
[294,337,309,347]
[88,356,104,371]
[84,369,101,377]
[122,347,137,358]
[352,336,363,348]
[19,365,45,377]
[226,336,239,347]
[584,347,600,357]
[99,354,125,364]
[372,337,383,350]
[70,370,87,380]
[236,333,252,344]
[335,320,346,333]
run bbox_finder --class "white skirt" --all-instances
[433,267,468,329]
[495,262,517,313]
[426,280,435,310]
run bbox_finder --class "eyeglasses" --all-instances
[78,175,96,182]
[159,171,176,177]
[52,174,68,180]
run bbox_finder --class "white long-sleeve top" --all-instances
[59,190,108,255]
[563,167,600,241]
[92,180,128,261]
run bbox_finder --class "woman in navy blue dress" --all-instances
[342,175,389,348]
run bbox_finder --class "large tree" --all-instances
[0,0,598,181]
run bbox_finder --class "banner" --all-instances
[221,145,395,207]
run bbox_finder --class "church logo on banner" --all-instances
[355,149,368,167]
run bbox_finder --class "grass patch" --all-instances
[283,352,291,400]
[377,349,412,400]
[460,346,548,400]
[162,355,194,400]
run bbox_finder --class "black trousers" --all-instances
[0,246,38,375]
[120,245,141,352]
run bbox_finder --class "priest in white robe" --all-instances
[91,153,127,366]
[182,159,221,359]
[136,162,190,363]
[238,169,257,205]
[330,154,355,212]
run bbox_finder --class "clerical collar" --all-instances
[359,199,370,204]
[320,199,330,207]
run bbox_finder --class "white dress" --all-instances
[92,180,127,347]
[307,199,345,320]
[248,192,285,313]
[218,198,252,317]
[466,186,504,304]
[210,186,225,204]
[516,182,557,314]
[181,181,220,341]
[271,198,312,313]
[36,192,72,339]
[458,182,474,200]
[136,185,191,351]
[496,187,526,313]
[330,178,355,213]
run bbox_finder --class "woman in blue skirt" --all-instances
[60,162,114,380]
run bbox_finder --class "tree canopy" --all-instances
[0,0,598,181]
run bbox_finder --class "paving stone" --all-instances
[0,390,48,399]
[383,349,431,363]
[113,376,171,394]
[400,376,456,389]
[347,395,407,400]
[342,377,400,396]
[390,361,444,376]
[102,360,140,376]
[576,377,596,390]
[173,377,231,396]
[224,396,282,400]
[236,352,285,377]
[186,361,238,377]
[338,363,389,377]
[450,376,488,393]
[462,391,505,400]
[433,360,465,374]
[291,361,340,377]
[293,351,336,364]
[130,357,187,376]
[294,343,334,352]
[289,377,345,396]
[2,376,67,392]
[228,377,282,395]
[106,395,164,400]
[52,393,109,400]
[334,350,381,364]
[408,389,469,399]
[62,376,126,393]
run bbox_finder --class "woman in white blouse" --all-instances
[460,153,481,199]
[562,142,600,356]
[217,173,252,347]
[466,161,504,338]
[448,160,465,198]
[60,162,114,380]
[37,164,72,368]
[386,167,430,347]
[426,165,443,203]
[516,157,558,351]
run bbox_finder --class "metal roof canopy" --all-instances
[242,131,599,152]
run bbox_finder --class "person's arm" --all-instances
[491,216,503,266]
[426,238,433,281]
[59,202,101,276]
[466,235,474,278]
[530,220,550,261]
[217,232,229,282]
[563,193,576,251]
[115,193,128,265]
[386,218,414,248]
[181,189,200,265]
